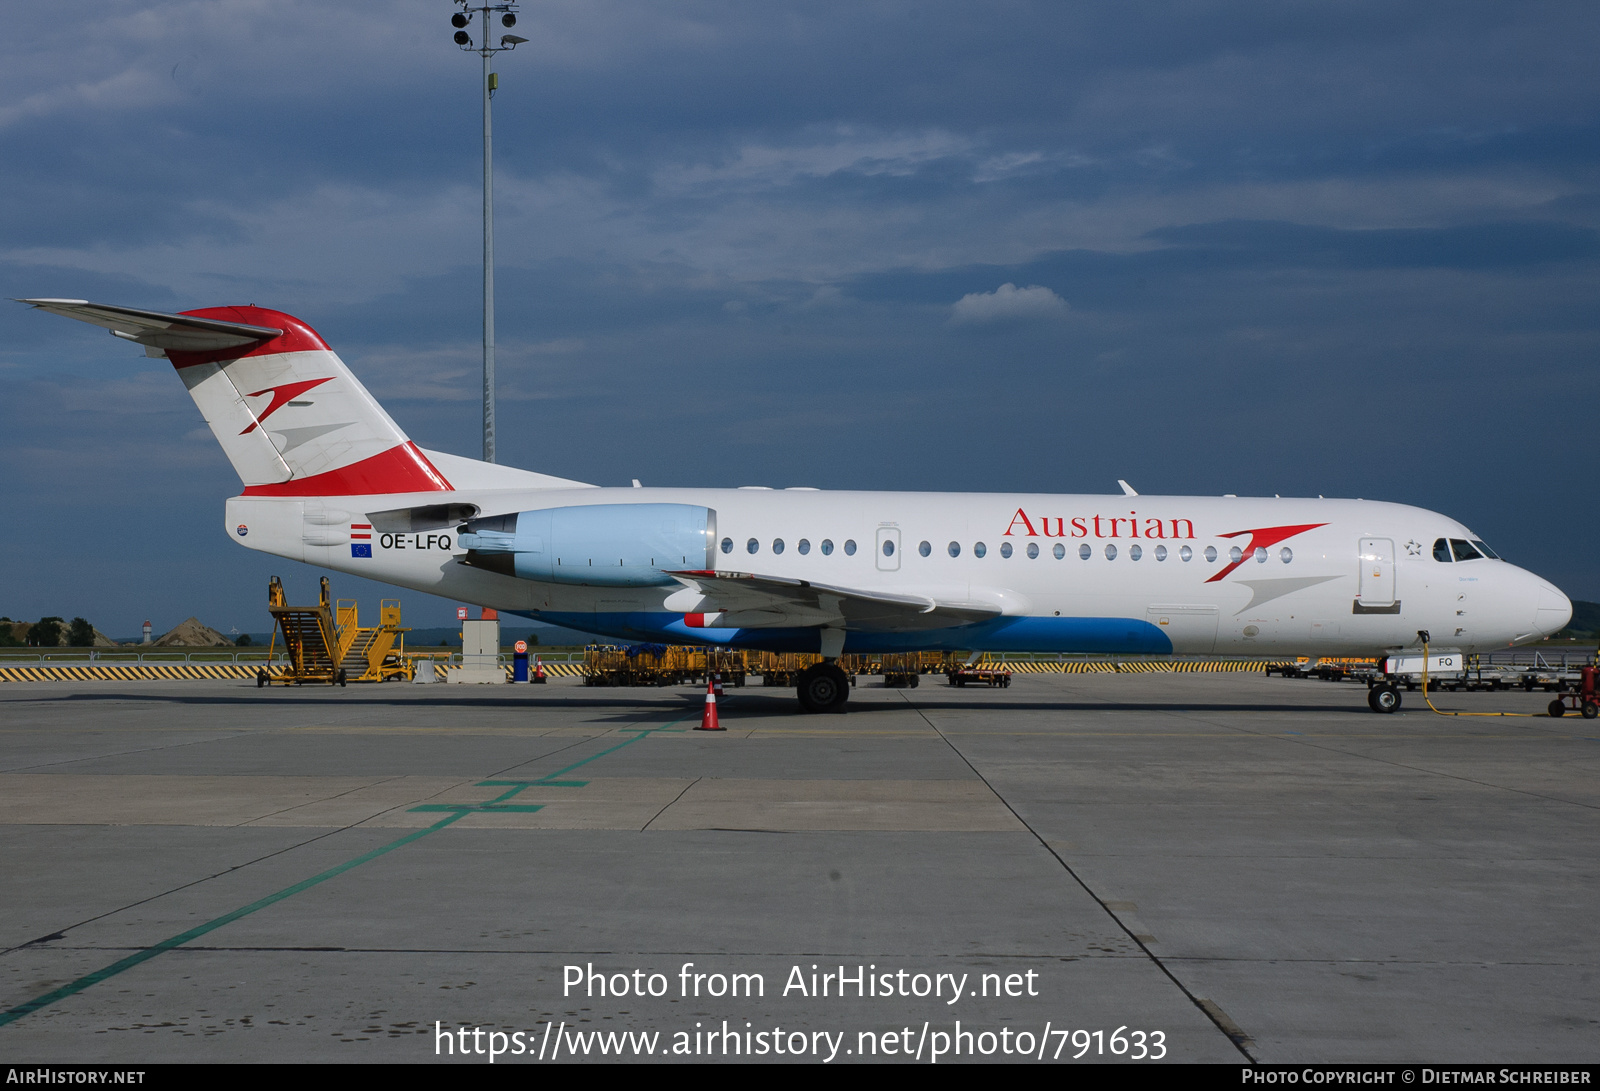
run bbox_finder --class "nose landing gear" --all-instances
[1368,683,1402,714]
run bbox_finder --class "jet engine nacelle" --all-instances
[456,503,716,586]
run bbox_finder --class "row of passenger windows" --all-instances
[724,537,859,556]
[720,536,1295,564]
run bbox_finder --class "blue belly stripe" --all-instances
[524,611,1173,655]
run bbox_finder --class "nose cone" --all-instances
[1534,581,1573,639]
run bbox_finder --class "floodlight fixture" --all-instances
[447,2,523,463]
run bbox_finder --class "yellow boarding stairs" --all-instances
[260,576,414,686]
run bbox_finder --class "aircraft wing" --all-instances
[16,299,282,351]
[665,570,1002,632]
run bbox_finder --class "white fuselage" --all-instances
[226,485,1571,657]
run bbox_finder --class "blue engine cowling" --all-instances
[456,504,717,586]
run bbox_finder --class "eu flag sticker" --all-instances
[351,544,373,558]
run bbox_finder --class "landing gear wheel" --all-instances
[1582,701,1599,720]
[796,663,849,714]
[1548,699,1566,718]
[1368,684,1402,714]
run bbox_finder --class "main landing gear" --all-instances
[796,661,850,714]
[1367,683,1402,714]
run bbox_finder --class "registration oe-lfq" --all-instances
[23,299,1573,713]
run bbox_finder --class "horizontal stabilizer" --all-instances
[16,299,282,351]
[666,569,1002,632]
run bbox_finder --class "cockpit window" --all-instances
[1432,538,1452,562]
[1450,539,1483,562]
[1471,539,1499,559]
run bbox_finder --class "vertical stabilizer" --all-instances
[170,306,452,496]
[20,300,453,496]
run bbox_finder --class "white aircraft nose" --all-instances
[1534,581,1573,639]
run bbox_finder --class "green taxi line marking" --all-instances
[2,717,687,1030]
[0,813,465,1030]
[535,725,675,782]
[408,804,545,813]
[477,779,589,788]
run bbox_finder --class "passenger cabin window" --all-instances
[1053,543,1065,559]
[881,539,895,557]
[772,539,785,554]
[948,541,960,558]
[798,539,810,555]
[1105,543,1117,560]
[1026,542,1039,559]
[1433,538,1452,562]
[721,537,733,554]
[1129,544,1142,561]
[1180,545,1192,562]
[1204,546,1217,563]
[1079,544,1091,560]
[1228,546,1243,563]
[1450,539,1483,562]
[821,539,834,555]
[747,538,759,554]
[844,539,857,556]
[1154,544,1167,561]
[974,542,987,558]
[919,540,931,557]
[1280,547,1293,563]
[1000,542,1013,558]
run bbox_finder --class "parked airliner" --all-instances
[22,299,1573,713]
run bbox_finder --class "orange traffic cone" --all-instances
[696,673,724,731]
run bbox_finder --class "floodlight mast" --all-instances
[452,1,525,463]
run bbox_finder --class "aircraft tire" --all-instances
[1368,684,1402,714]
[796,663,849,714]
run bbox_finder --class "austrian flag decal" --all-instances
[351,523,372,558]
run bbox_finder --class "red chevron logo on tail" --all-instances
[239,378,334,434]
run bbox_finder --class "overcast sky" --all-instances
[3,1,1597,636]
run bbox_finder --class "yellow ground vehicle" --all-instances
[260,577,413,686]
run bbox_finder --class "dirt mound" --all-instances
[152,618,233,647]
[4,620,119,647]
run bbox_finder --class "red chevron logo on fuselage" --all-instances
[1205,523,1328,582]
[239,377,334,435]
